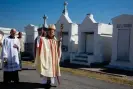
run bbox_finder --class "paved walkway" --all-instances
[0,69,133,89]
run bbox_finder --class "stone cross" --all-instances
[62,1,68,15]
[43,14,48,28]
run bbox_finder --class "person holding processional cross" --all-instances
[34,24,62,86]
[0,31,4,68]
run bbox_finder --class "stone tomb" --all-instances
[70,14,113,66]
[24,24,38,57]
[55,2,78,62]
[0,27,26,42]
[108,14,133,70]
[0,27,11,38]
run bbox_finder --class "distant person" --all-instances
[42,27,47,37]
[34,24,62,86]
[0,32,4,68]
[34,27,47,84]
[1,29,20,84]
[17,32,24,69]
[17,32,24,52]
[34,27,44,59]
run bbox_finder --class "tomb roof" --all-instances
[0,27,13,31]
[86,13,97,23]
[57,1,72,24]
[112,14,133,20]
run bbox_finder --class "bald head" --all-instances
[10,29,16,32]
[10,29,16,37]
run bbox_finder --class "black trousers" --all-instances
[19,52,22,69]
[3,71,19,83]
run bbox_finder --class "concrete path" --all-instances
[0,69,133,89]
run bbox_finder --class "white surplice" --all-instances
[1,36,20,71]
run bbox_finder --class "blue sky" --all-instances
[0,0,133,31]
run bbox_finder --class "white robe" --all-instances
[18,38,24,52]
[1,37,20,71]
[35,37,62,77]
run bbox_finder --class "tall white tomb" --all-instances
[55,2,78,62]
[108,14,133,70]
[71,14,113,66]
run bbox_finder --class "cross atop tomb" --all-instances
[62,1,68,16]
[43,14,48,28]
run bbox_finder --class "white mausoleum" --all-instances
[24,24,38,56]
[108,14,133,70]
[70,14,113,66]
[99,24,113,63]
[0,27,26,42]
[24,14,48,56]
[55,2,78,61]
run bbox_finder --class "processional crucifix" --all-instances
[56,24,63,85]
[58,24,64,46]
[60,24,63,40]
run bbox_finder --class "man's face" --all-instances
[42,28,47,37]
[48,29,55,38]
[38,29,43,36]
[10,29,16,37]
[18,32,22,37]
[43,31,47,37]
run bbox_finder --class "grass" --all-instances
[22,61,34,65]
[60,67,133,86]
[22,61,133,86]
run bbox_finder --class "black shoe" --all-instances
[3,80,11,83]
[42,83,48,87]
[47,80,51,85]
[18,69,22,71]
[12,80,19,84]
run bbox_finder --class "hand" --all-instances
[59,37,62,42]
[3,58,7,62]
[3,58,8,67]
[13,44,18,49]
[0,43,2,47]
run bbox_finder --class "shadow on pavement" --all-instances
[60,62,108,69]
[0,82,57,89]
[61,61,133,76]
[22,68,36,70]
[60,62,90,69]
[1,68,36,71]
[101,68,133,76]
